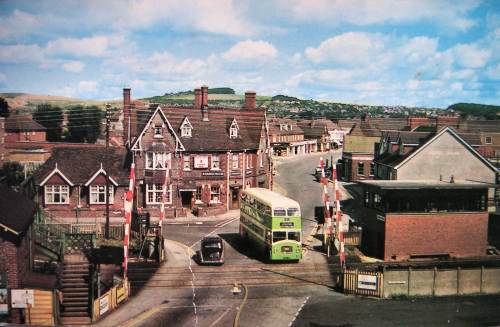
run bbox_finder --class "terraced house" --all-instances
[126,86,271,218]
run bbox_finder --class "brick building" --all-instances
[0,184,36,323]
[4,114,46,143]
[297,119,336,151]
[32,147,130,221]
[0,117,4,165]
[359,180,489,261]
[127,86,271,217]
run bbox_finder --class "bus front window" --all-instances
[287,208,299,216]
[288,231,301,242]
[273,208,286,216]
[272,231,286,242]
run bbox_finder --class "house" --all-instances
[358,179,489,261]
[373,127,499,211]
[4,114,46,143]
[0,184,37,323]
[340,114,381,182]
[32,147,130,221]
[268,118,315,156]
[127,86,271,217]
[297,118,339,151]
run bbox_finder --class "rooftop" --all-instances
[358,179,489,190]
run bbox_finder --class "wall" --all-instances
[385,212,488,261]
[341,153,374,182]
[5,131,46,143]
[0,118,4,165]
[383,266,500,298]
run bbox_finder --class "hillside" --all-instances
[0,93,113,110]
[448,103,500,120]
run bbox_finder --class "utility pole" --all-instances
[105,104,111,239]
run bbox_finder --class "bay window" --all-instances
[45,185,69,204]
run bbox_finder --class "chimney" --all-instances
[436,115,459,130]
[194,88,202,109]
[244,91,256,109]
[408,117,431,130]
[123,88,131,145]
[201,85,209,121]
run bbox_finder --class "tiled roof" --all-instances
[134,106,267,152]
[297,120,328,139]
[33,146,131,186]
[5,115,46,132]
[459,120,500,133]
[0,184,36,235]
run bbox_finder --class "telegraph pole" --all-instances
[105,104,111,239]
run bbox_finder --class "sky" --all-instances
[0,0,499,108]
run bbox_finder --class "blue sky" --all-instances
[0,0,498,107]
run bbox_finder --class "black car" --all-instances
[197,236,224,265]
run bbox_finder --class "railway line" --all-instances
[128,262,341,290]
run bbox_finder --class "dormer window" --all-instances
[154,124,163,138]
[180,117,193,138]
[230,119,239,139]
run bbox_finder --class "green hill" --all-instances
[448,103,500,120]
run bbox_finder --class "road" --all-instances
[102,151,500,327]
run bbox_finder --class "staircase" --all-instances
[58,257,92,325]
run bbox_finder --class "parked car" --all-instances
[315,168,332,181]
[197,236,224,265]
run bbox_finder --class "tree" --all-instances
[0,161,24,188]
[33,104,64,141]
[0,97,9,118]
[66,105,103,143]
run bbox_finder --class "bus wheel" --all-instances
[264,247,271,263]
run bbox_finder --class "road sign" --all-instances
[11,289,34,308]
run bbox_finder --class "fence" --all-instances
[343,268,383,297]
[92,281,130,322]
[43,223,124,240]
[383,266,500,298]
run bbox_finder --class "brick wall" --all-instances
[341,153,374,182]
[384,212,488,261]
[5,131,46,142]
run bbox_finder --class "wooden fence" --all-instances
[343,268,383,297]
[44,223,124,240]
[92,281,130,322]
[27,290,55,326]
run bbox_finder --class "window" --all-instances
[154,125,163,138]
[146,152,168,170]
[287,208,300,216]
[370,162,375,176]
[357,162,365,176]
[211,155,220,170]
[485,136,492,144]
[272,231,286,242]
[45,185,69,204]
[181,126,192,137]
[246,154,253,169]
[196,186,202,202]
[229,119,239,138]
[183,155,190,170]
[146,184,171,204]
[232,154,239,170]
[273,208,286,216]
[90,185,114,204]
[288,231,301,242]
[210,185,220,203]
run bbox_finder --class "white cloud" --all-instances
[62,61,85,73]
[485,63,500,80]
[305,32,386,65]
[0,44,44,63]
[77,80,99,94]
[0,10,40,40]
[46,35,109,57]
[278,0,478,31]
[222,40,278,64]
[450,43,491,68]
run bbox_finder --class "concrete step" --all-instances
[61,282,88,288]
[63,301,88,307]
[59,316,91,325]
[60,311,90,317]
[63,306,89,312]
[61,287,88,293]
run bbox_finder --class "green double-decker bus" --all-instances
[240,188,302,262]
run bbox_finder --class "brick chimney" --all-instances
[194,88,202,109]
[201,85,209,121]
[123,88,131,145]
[244,91,256,109]
[408,117,431,130]
[436,116,459,130]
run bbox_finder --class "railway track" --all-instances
[128,262,341,289]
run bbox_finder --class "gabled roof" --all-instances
[230,118,239,130]
[83,165,119,187]
[394,127,498,172]
[39,164,75,186]
[180,116,193,129]
[34,147,130,186]
[0,184,36,236]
